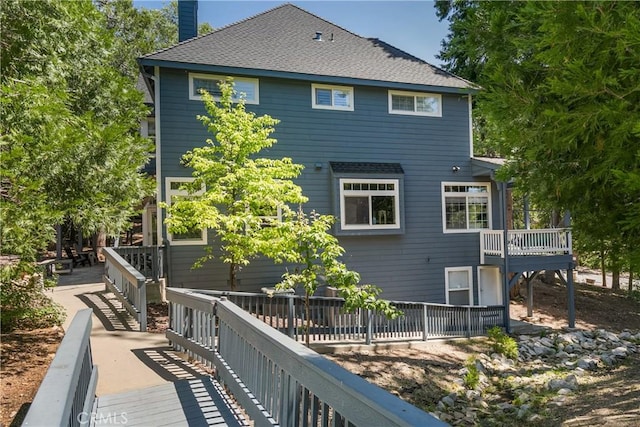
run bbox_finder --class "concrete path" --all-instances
[51,264,208,396]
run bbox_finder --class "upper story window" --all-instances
[340,179,400,230]
[388,90,442,117]
[442,182,491,233]
[189,73,259,104]
[165,177,207,245]
[312,84,354,111]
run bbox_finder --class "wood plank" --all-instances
[94,377,246,426]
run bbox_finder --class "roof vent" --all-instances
[313,31,323,41]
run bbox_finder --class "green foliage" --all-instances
[0,262,66,332]
[463,357,480,389]
[437,1,640,277]
[487,326,519,360]
[1,0,153,260]
[271,208,401,345]
[97,0,179,81]
[165,81,307,288]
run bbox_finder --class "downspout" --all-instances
[500,181,511,332]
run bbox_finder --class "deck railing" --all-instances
[194,289,504,344]
[480,228,572,263]
[166,288,446,427]
[113,245,163,282]
[103,247,147,331]
[23,309,98,427]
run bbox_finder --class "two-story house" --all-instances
[138,2,575,325]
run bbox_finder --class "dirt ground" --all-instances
[0,327,63,426]
[0,304,167,427]
[2,279,638,426]
[326,279,640,426]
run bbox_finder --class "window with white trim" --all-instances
[255,204,282,227]
[165,177,207,245]
[312,84,354,111]
[340,179,400,230]
[442,182,491,232]
[445,266,473,305]
[388,90,441,116]
[140,117,156,158]
[189,73,259,104]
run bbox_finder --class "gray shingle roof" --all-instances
[141,3,473,90]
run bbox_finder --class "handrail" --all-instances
[481,228,572,261]
[166,288,446,427]
[113,245,163,282]
[195,289,504,343]
[23,309,98,427]
[103,247,147,331]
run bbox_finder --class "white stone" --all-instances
[612,346,628,358]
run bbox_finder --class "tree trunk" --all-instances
[305,293,311,347]
[543,270,555,284]
[630,271,635,295]
[600,249,607,287]
[229,262,237,290]
[612,269,620,291]
[95,228,107,261]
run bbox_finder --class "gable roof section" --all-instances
[140,4,474,92]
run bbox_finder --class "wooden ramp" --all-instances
[93,377,247,426]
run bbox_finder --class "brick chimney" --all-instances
[178,0,198,42]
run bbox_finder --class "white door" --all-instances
[142,204,157,246]
[478,266,503,306]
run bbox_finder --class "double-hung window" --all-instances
[442,182,491,233]
[445,267,473,305]
[165,177,207,245]
[388,90,442,117]
[189,73,259,104]
[340,179,400,230]
[312,84,354,111]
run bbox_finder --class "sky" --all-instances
[132,1,450,67]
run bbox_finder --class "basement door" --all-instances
[478,266,503,306]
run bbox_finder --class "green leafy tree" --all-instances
[267,209,401,346]
[97,0,179,81]
[98,0,214,81]
[1,0,153,261]
[165,81,307,289]
[437,1,640,284]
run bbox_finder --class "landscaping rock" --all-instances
[437,327,639,426]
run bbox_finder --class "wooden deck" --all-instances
[93,377,247,426]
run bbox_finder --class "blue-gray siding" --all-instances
[159,69,497,303]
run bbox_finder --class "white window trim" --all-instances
[388,90,442,117]
[441,182,492,234]
[188,73,259,104]
[311,83,354,111]
[165,177,207,245]
[259,205,283,226]
[445,266,473,305]
[339,178,400,230]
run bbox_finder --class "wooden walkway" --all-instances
[94,377,246,426]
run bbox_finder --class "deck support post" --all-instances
[567,266,575,328]
[527,273,534,318]
[498,181,511,333]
